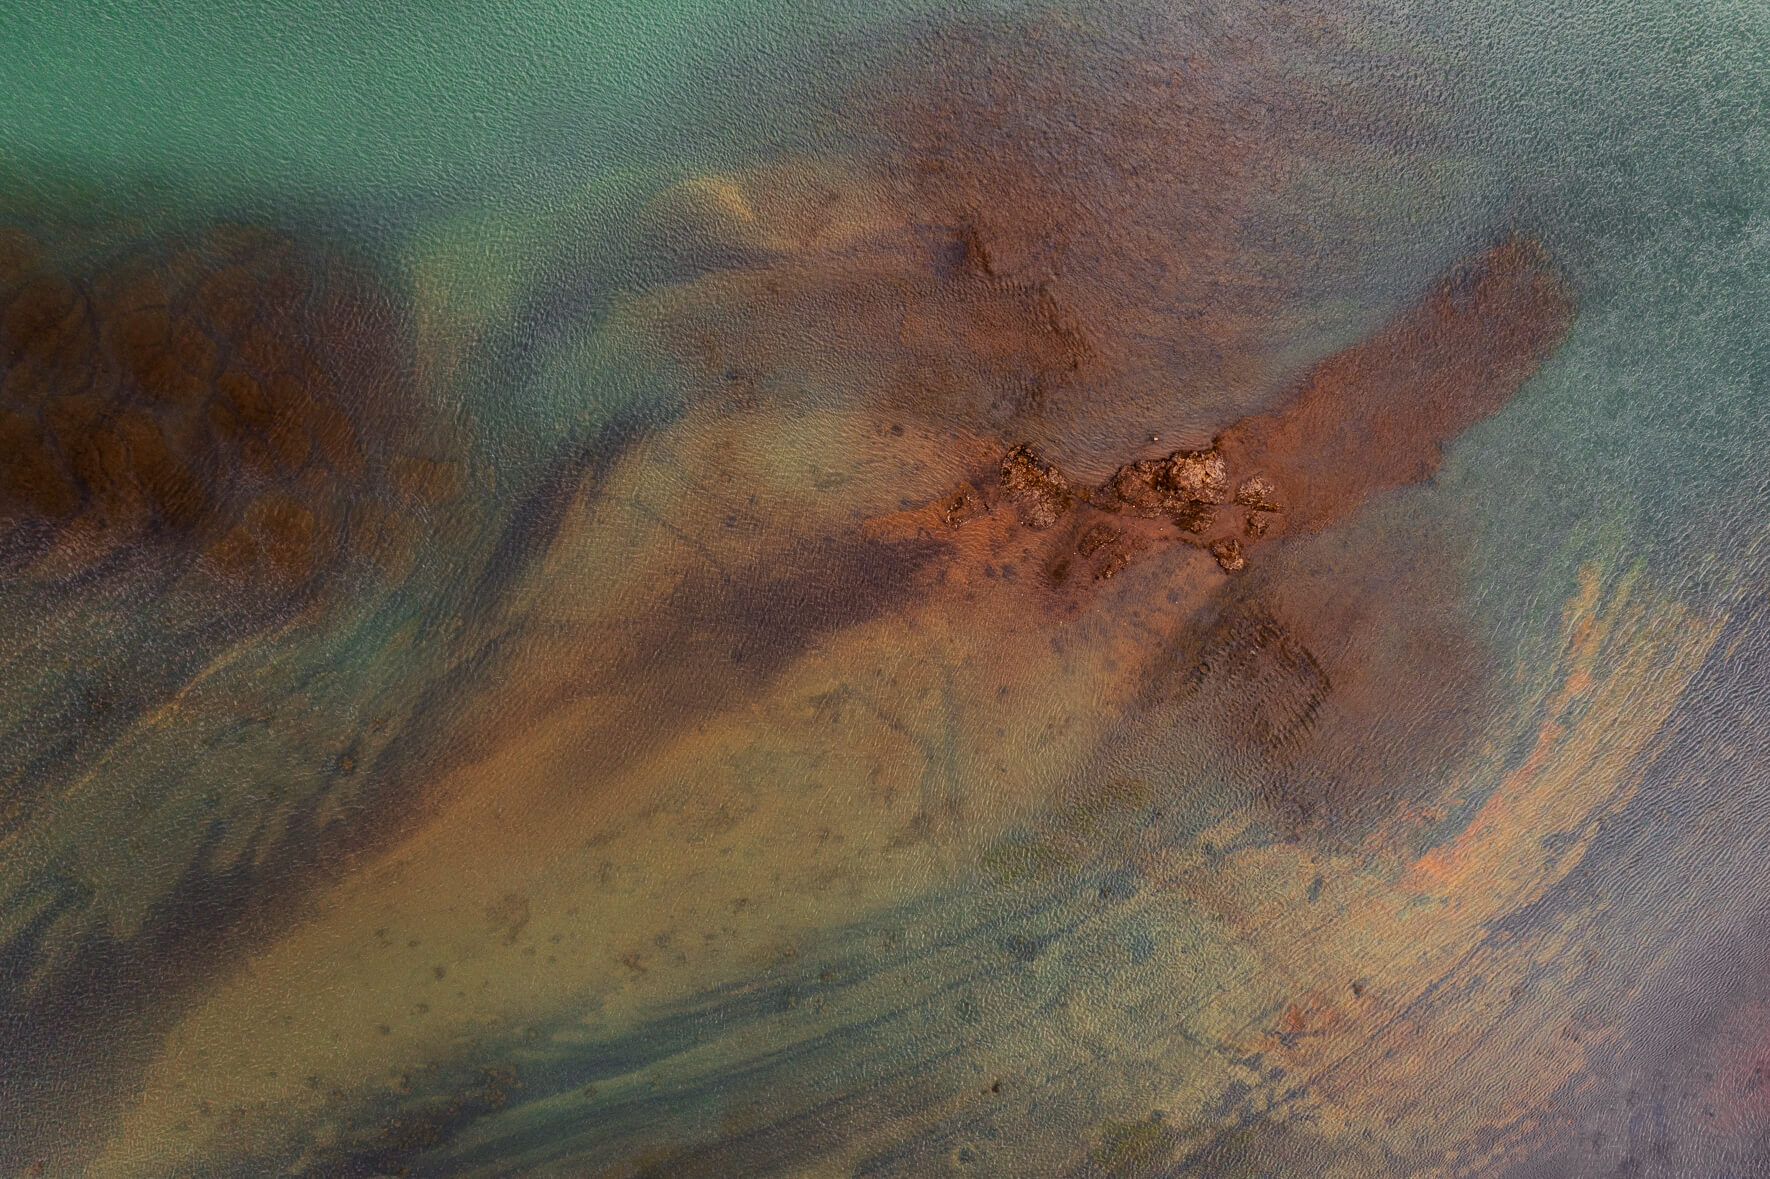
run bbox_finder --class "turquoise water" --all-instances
[1,0,989,209]
[5,0,743,200]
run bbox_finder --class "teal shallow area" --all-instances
[4,0,752,201]
[0,0,989,211]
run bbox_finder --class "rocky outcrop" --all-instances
[914,237,1575,597]
[999,443,1074,529]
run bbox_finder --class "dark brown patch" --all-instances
[0,223,465,589]
[1146,590,1332,763]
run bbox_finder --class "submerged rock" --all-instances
[1235,474,1281,510]
[1209,537,1246,573]
[940,482,989,528]
[1075,521,1148,580]
[1173,502,1218,534]
[0,224,461,590]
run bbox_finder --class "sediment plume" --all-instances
[871,238,1575,601]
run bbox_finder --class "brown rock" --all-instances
[1210,537,1245,573]
[1104,446,1230,519]
[1165,448,1230,505]
[1000,443,1073,529]
[1106,458,1171,517]
[940,482,988,528]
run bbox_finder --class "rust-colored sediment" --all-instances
[876,237,1575,600]
[0,223,462,589]
[849,235,1570,850]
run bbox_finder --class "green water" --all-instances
[0,0,995,210]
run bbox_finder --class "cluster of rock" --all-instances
[991,441,1284,576]
[1102,448,1280,542]
[998,443,1074,530]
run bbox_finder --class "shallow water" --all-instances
[3,2,1770,1175]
